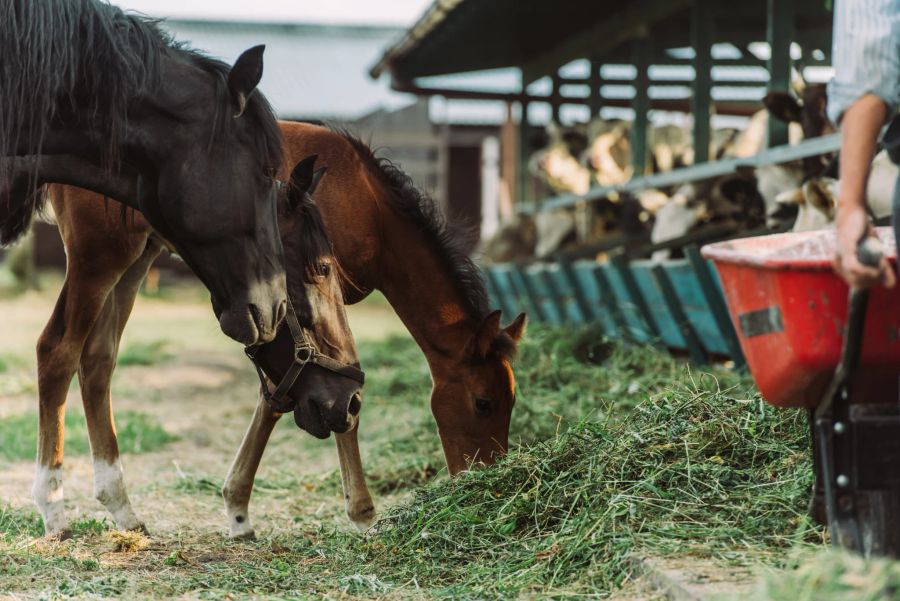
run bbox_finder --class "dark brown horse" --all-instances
[31,122,526,536]
[1,0,288,345]
[32,156,364,537]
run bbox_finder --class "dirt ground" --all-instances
[0,280,421,598]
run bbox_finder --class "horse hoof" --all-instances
[349,505,376,532]
[230,529,257,541]
[46,528,73,541]
[130,523,150,536]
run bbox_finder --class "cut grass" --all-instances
[0,326,870,599]
[0,410,176,461]
[740,549,900,601]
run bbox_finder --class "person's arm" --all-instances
[833,95,895,288]
[828,0,900,288]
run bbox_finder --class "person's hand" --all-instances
[833,204,896,289]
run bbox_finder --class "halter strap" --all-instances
[244,296,364,414]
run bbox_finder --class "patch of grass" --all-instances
[0,411,176,461]
[0,506,43,540]
[740,550,900,601]
[70,517,110,536]
[117,339,173,367]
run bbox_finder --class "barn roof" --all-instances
[370,0,834,84]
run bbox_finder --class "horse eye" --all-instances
[316,262,332,277]
[474,397,492,417]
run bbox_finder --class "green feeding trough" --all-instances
[483,245,746,366]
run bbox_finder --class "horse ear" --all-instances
[229,45,266,118]
[503,313,527,343]
[288,154,318,210]
[763,92,802,124]
[309,166,327,196]
[470,310,502,359]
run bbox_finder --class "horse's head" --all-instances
[136,46,287,347]
[3,6,287,345]
[431,311,527,475]
[247,155,363,439]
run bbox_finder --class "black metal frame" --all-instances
[813,245,900,557]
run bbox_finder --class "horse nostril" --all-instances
[348,393,362,416]
[274,299,287,327]
[247,303,264,332]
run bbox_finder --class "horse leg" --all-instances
[335,420,376,531]
[34,273,119,537]
[77,242,160,533]
[222,391,282,540]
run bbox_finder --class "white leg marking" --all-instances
[93,459,143,531]
[33,465,67,536]
[224,496,256,539]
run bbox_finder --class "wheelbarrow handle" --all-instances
[839,237,883,375]
[817,236,884,419]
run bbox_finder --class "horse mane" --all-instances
[0,0,282,244]
[334,128,491,323]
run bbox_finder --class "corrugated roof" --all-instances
[370,0,833,84]
[163,20,414,120]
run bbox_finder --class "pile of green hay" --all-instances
[348,335,819,597]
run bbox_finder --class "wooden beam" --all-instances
[521,0,692,84]
[631,35,651,176]
[767,0,793,147]
[551,72,563,123]
[518,98,531,203]
[588,58,603,118]
[691,0,713,164]
[389,79,764,115]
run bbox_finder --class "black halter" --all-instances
[244,297,365,414]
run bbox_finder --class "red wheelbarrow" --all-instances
[704,228,900,556]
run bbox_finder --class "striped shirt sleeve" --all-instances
[827,0,900,125]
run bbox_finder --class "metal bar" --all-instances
[539,268,575,323]
[588,59,603,118]
[390,79,764,116]
[551,72,562,123]
[518,133,842,214]
[592,265,627,337]
[518,95,531,204]
[691,0,713,165]
[561,261,595,321]
[507,267,546,322]
[484,268,517,319]
[631,35,651,176]
[611,254,660,338]
[684,244,746,366]
[767,0,793,148]
[652,264,708,364]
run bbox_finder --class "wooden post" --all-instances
[767,0,793,148]
[691,0,713,164]
[500,101,517,214]
[631,35,651,176]
[551,72,563,123]
[518,96,531,203]
[588,58,603,119]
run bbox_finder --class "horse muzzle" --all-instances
[218,298,286,345]
[293,391,362,439]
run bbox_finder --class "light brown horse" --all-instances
[32,155,366,538]
[34,121,526,537]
